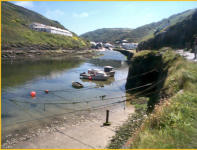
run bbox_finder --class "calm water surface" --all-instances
[2,50,129,134]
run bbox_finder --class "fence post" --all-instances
[103,110,111,126]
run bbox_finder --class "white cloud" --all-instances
[14,1,34,8]
[45,10,65,20]
[73,12,89,18]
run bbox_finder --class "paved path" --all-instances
[176,49,197,62]
[6,104,134,149]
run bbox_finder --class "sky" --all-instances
[12,1,197,35]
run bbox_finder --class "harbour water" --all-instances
[2,50,130,140]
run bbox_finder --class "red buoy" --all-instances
[88,76,92,80]
[30,91,36,97]
[45,90,49,94]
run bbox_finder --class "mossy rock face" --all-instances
[125,49,181,111]
[126,50,164,93]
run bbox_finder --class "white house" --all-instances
[90,41,97,46]
[122,40,128,43]
[104,43,114,48]
[122,43,138,50]
[29,22,73,37]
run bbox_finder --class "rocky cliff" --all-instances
[138,9,197,50]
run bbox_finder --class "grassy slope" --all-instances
[2,2,90,50]
[81,9,195,44]
[132,92,197,148]
[131,50,197,148]
[108,49,197,148]
[131,9,196,43]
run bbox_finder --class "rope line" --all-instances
[3,77,166,127]
[4,99,128,127]
[2,69,157,94]
[2,65,166,129]
[3,76,164,126]
[7,83,152,105]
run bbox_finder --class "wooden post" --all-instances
[106,110,109,123]
[103,110,111,126]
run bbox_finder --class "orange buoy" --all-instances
[88,76,92,80]
[30,91,36,97]
[45,90,49,94]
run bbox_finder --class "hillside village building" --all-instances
[122,42,138,50]
[104,43,114,49]
[29,22,73,37]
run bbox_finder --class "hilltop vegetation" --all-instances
[80,28,132,43]
[138,9,197,50]
[2,2,90,50]
[81,9,196,44]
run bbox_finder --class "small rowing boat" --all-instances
[72,82,84,88]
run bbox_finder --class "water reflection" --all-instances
[2,58,83,88]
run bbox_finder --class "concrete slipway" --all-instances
[6,103,134,149]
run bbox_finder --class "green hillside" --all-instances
[80,28,132,43]
[138,9,197,50]
[81,9,196,44]
[2,2,90,50]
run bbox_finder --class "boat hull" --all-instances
[105,71,115,77]
[72,82,84,88]
[80,74,109,81]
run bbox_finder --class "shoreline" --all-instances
[2,48,133,149]
[1,49,104,62]
[2,102,134,149]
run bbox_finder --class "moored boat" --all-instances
[80,70,109,81]
[88,69,100,74]
[104,66,115,77]
[72,81,84,88]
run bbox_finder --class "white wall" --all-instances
[122,43,138,50]
[30,23,73,37]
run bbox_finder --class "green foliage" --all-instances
[131,92,197,148]
[162,50,197,95]
[2,2,90,50]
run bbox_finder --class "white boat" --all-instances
[88,69,100,74]
[104,66,115,77]
[80,70,109,81]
